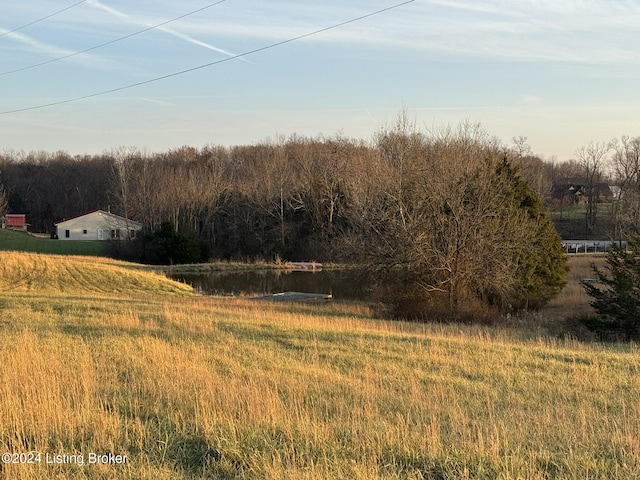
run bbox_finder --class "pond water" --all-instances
[169,268,374,301]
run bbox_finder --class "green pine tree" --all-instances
[581,234,640,340]
[495,158,568,310]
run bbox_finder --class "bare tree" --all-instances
[348,119,566,317]
[575,142,609,238]
[109,146,140,221]
[610,136,640,235]
[247,137,292,249]
[511,135,533,157]
[192,145,232,243]
[509,137,553,209]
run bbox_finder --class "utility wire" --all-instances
[0,0,226,77]
[0,0,415,115]
[0,0,88,37]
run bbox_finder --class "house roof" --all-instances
[54,209,142,227]
[552,180,613,199]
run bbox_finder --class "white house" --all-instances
[54,210,142,241]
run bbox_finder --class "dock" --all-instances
[253,291,332,302]
[289,262,323,271]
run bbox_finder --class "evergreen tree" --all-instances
[495,159,568,310]
[137,222,210,265]
[581,234,640,340]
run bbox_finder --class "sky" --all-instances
[1,0,640,161]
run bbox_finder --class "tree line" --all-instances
[1,118,638,317]
[0,135,378,260]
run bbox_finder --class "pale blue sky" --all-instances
[1,0,639,160]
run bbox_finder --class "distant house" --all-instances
[1,214,28,231]
[552,182,586,204]
[552,179,613,204]
[54,210,142,241]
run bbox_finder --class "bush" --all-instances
[581,234,640,340]
[143,222,210,265]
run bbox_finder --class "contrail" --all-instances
[0,0,416,115]
[0,0,227,76]
[0,0,87,37]
[86,0,239,58]
[0,28,108,70]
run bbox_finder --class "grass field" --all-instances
[0,253,638,479]
[550,203,589,222]
[543,255,601,324]
[0,229,106,256]
[550,203,616,240]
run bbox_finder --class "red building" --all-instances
[2,214,27,231]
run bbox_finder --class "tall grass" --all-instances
[1,253,638,478]
[1,300,639,476]
[0,251,193,297]
[543,255,603,324]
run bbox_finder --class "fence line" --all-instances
[562,240,627,254]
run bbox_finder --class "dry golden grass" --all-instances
[0,251,193,297]
[1,253,638,479]
[543,255,605,321]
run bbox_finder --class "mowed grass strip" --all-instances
[0,228,106,256]
[0,262,639,480]
[0,251,193,297]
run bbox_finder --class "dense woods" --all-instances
[2,120,640,316]
[0,137,376,260]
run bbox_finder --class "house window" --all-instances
[130,229,136,239]
[83,229,88,235]
[65,230,70,238]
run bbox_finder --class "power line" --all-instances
[0,0,226,77]
[0,0,415,115]
[0,0,88,37]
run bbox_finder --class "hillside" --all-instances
[0,228,107,256]
[0,251,193,297]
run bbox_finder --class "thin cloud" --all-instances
[0,27,115,70]
[85,0,239,58]
[188,0,640,65]
[133,97,174,106]
[405,0,640,63]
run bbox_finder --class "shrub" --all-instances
[145,222,210,265]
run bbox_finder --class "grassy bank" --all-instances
[0,229,106,256]
[154,259,297,274]
[0,252,193,297]
[0,229,317,273]
[0,253,638,479]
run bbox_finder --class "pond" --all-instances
[169,268,375,301]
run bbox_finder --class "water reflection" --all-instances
[170,269,373,301]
